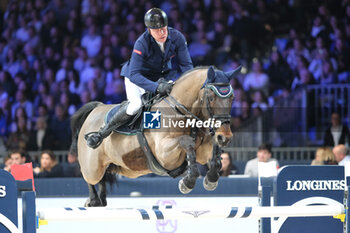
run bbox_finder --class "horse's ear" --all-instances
[207,66,216,83]
[225,65,242,80]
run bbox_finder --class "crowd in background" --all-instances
[0,0,350,176]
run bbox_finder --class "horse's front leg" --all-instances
[178,135,199,194]
[203,144,222,191]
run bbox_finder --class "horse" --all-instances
[69,66,240,207]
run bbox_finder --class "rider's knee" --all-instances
[127,99,142,115]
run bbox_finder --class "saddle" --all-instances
[105,92,154,135]
[104,92,188,178]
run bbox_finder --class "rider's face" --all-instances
[149,26,168,43]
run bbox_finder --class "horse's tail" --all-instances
[69,101,103,156]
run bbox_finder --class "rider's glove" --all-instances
[156,80,173,95]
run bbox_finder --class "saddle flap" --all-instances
[105,93,155,135]
[105,102,141,135]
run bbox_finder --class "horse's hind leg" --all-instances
[85,183,103,207]
[98,176,107,206]
[85,174,110,207]
[178,136,199,194]
[203,144,222,191]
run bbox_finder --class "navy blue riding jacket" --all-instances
[120,27,193,93]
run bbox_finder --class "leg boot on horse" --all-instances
[178,136,200,194]
[85,104,133,149]
[203,144,222,191]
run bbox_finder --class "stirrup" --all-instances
[85,132,103,149]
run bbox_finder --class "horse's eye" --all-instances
[209,96,215,102]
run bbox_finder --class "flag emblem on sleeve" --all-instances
[133,49,142,55]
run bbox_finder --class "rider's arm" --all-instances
[128,40,159,93]
[174,31,193,73]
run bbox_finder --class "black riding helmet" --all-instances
[144,8,168,29]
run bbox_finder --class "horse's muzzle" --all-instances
[215,123,232,147]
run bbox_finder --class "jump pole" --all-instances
[36,205,345,222]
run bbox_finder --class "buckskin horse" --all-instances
[69,66,240,206]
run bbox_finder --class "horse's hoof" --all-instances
[84,198,103,207]
[178,179,193,194]
[101,199,107,207]
[203,176,218,191]
[84,198,91,207]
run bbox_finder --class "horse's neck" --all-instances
[171,69,207,109]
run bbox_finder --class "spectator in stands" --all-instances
[332,144,350,166]
[50,104,71,150]
[286,38,311,71]
[79,59,97,90]
[3,47,21,77]
[0,70,16,98]
[104,77,126,104]
[47,26,63,55]
[251,90,269,112]
[310,16,326,38]
[0,38,8,65]
[44,95,56,120]
[58,91,77,116]
[220,152,237,177]
[9,150,31,168]
[81,24,102,58]
[33,150,64,178]
[244,143,279,177]
[55,57,70,83]
[291,68,314,90]
[309,46,338,83]
[319,60,337,84]
[10,106,32,133]
[67,69,81,95]
[33,81,50,109]
[2,156,12,172]
[86,78,103,101]
[73,47,89,74]
[324,112,350,147]
[0,95,11,139]
[188,30,212,66]
[7,116,31,150]
[331,38,350,82]
[11,90,34,122]
[311,147,337,165]
[42,47,59,71]
[231,116,243,132]
[62,152,81,177]
[266,49,293,95]
[240,100,251,122]
[243,59,270,96]
[27,117,54,151]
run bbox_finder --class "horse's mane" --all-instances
[175,66,209,84]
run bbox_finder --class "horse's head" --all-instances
[199,66,241,147]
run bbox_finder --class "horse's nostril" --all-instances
[217,135,224,142]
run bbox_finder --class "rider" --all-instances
[85,8,193,149]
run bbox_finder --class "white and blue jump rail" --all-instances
[0,166,349,233]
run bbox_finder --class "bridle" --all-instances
[202,82,234,125]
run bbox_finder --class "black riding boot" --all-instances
[85,104,132,149]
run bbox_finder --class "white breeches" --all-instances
[124,77,146,115]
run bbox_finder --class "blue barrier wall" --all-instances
[276,166,344,233]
